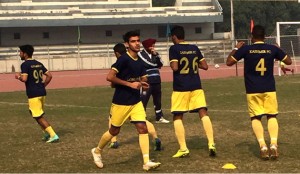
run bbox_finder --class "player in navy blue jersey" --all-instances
[91,31,161,171]
[169,25,216,158]
[226,25,292,160]
[15,44,59,143]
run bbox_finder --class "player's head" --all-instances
[142,38,156,53]
[122,30,140,53]
[113,43,127,58]
[251,25,265,41]
[171,25,185,44]
[19,44,34,60]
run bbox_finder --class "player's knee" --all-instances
[267,115,277,120]
[109,126,120,136]
[250,115,263,121]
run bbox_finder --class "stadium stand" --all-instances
[0,0,227,72]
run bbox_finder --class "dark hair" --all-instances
[113,43,127,55]
[123,30,140,43]
[171,25,185,40]
[252,25,265,40]
[19,44,34,57]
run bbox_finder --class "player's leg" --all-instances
[247,93,269,159]
[29,96,59,143]
[172,113,189,157]
[265,92,279,159]
[92,104,128,168]
[131,101,160,171]
[152,83,169,123]
[108,116,119,148]
[145,120,162,151]
[171,91,189,157]
[198,108,216,157]
[190,89,216,156]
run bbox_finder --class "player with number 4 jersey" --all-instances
[226,25,292,160]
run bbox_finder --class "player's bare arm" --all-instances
[15,72,27,82]
[226,41,245,66]
[198,59,208,70]
[44,71,52,87]
[170,60,178,71]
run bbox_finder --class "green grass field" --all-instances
[0,75,300,173]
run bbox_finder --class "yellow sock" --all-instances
[45,126,56,137]
[251,119,266,147]
[139,133,150,164]
[146,120,158,139]
[108,118,117,142]
[174,119,187,150]
[268,117,278,145]
[97,131,113,152]
[111,136,117,143]
[201,116,215,145]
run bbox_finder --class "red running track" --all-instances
[0,64,245,92]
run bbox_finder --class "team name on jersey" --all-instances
[180,51,197,55]
[31,64,42,68]
[249,50,271,54]
[127,77,141,82]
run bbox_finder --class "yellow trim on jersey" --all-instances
[200,58,205,61]
[246,92,278,117]
[281,55,288,62]
[126,52,138,61]
[112,67,119,73]
[28,96,45,117]
[170,59,178,63]
[230,56,238,62]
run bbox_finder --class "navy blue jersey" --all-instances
[111,52,147,105]
[232,42,288,93]
[20,59,47,98]
[169,43,204,91]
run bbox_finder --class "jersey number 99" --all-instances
[33,69,43,83]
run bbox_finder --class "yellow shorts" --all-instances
[246,92,278,117]
[171,89,207,114]
[28,96,45,117]
[110,101,146,127]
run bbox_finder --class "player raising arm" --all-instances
[226,25,292,160]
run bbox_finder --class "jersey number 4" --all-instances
[255,58,267,76]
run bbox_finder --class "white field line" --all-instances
[1,101,299,114]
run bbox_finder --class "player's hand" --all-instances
[15,73,21,79]
[140,81,149,90]
[130,81,142,89]
[235,41,245,49]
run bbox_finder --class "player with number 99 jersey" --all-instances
[231,41,288,94]
[21,59,48,98]
[169,43,204,92]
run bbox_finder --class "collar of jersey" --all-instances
[253,41,265,44]
[179,41,188,44]
[126,52,138,61]
[27,58,34,60]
